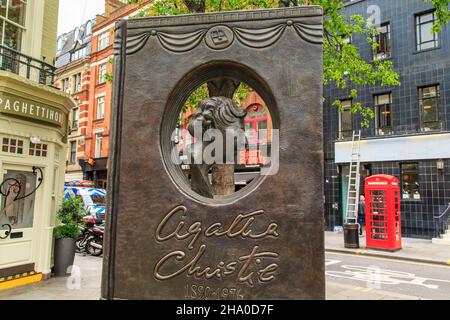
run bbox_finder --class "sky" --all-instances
[57,0,105,36]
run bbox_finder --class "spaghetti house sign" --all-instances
[0,92,65,127]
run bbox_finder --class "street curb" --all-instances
[325,248,450,267]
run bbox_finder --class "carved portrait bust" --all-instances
[187,96,247,198]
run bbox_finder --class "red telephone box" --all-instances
[365,175,402,251]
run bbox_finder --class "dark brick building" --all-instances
[324,0,450,240]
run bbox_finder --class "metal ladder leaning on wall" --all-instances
[345,130,361,225]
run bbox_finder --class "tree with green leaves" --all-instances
[129,0,403,127]
[425,0,450,31]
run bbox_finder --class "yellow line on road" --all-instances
[327,252,450,269]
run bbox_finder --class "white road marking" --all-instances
[326,264,450,290]
[325,259,342,266]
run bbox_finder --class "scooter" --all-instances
[85,222,104,256]
[76,215,104,256]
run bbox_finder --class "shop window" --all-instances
[419,85,441,131]
[98,31,110,51]
[0,169,36,229]
[401,163,420,200]
[2,137,23,154]
[70,141,76,164]
[98,63,107,84]
[374,93,393,135]
[96,96,105,119]
[29,142,47,157]
[339,99,353,139]
[373,22,391,60]
[416,11,439,51]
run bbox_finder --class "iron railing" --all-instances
[434,203,450,238]
[0,44,56,86]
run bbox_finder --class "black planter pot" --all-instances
[54,237,76,276]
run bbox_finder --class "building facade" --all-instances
[324,0,450,240]
[80,1,150,188]
[55,19,95,182]
[0,0,75,288]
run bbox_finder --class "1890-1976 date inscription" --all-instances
[185,284,244,300]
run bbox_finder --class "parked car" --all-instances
[63,186,107,221]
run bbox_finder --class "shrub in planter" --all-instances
[53,197,86,276]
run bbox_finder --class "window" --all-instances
[70,141,76,164]
[71,47,86,61]
[61,78,70,92]
[337,36,352,52]
[416,11,439,51]
[72,107,79,128]
[85,21,92,36]
[339,100,353,139]
[98,63,107,84]
[96,96,105,119]
[373,22,391,60]
[95,133,103,158]
[29,142,47,157]
[73,73,82,92]
[374,93,393,135]
[0,169,36,229]
[401,163,420,200]
[244,104,270,145]
[2,137,23,154]
[419,85,441,131]
[98,31,110,51]
[0,0,27,51]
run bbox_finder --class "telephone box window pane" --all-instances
[0,169,36,229]
[401,163,420,200]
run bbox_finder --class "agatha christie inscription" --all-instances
[154,205,280,286]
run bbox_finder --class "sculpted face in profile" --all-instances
[187,96,247,198]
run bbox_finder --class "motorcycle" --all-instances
[76,215,104,256]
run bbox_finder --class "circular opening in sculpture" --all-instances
[161,61,279,205]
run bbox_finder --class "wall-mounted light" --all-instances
[437,159,444,171]
[30,136,41,144]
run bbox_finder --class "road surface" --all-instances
[326,252,450,300]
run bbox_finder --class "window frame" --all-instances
[98,63,107,84]
[400,163,421,200]
[374,92,393,135]
[69,141,77,164]
[0,0,27,51]
[419,84,441,131]
[372,22,391,60]
[338,99,353,139]
[94,133,103,158]
[96,96,105,120]
[415,10,439,52]
[98,31,110,51]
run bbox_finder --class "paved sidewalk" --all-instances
[0,252,421,300]
[0,254,102,300]
[325,231,450,266]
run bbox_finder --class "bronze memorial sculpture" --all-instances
[103,6,325,300]
[187,96,247,198]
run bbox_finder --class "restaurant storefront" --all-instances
[0,71,74,288]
